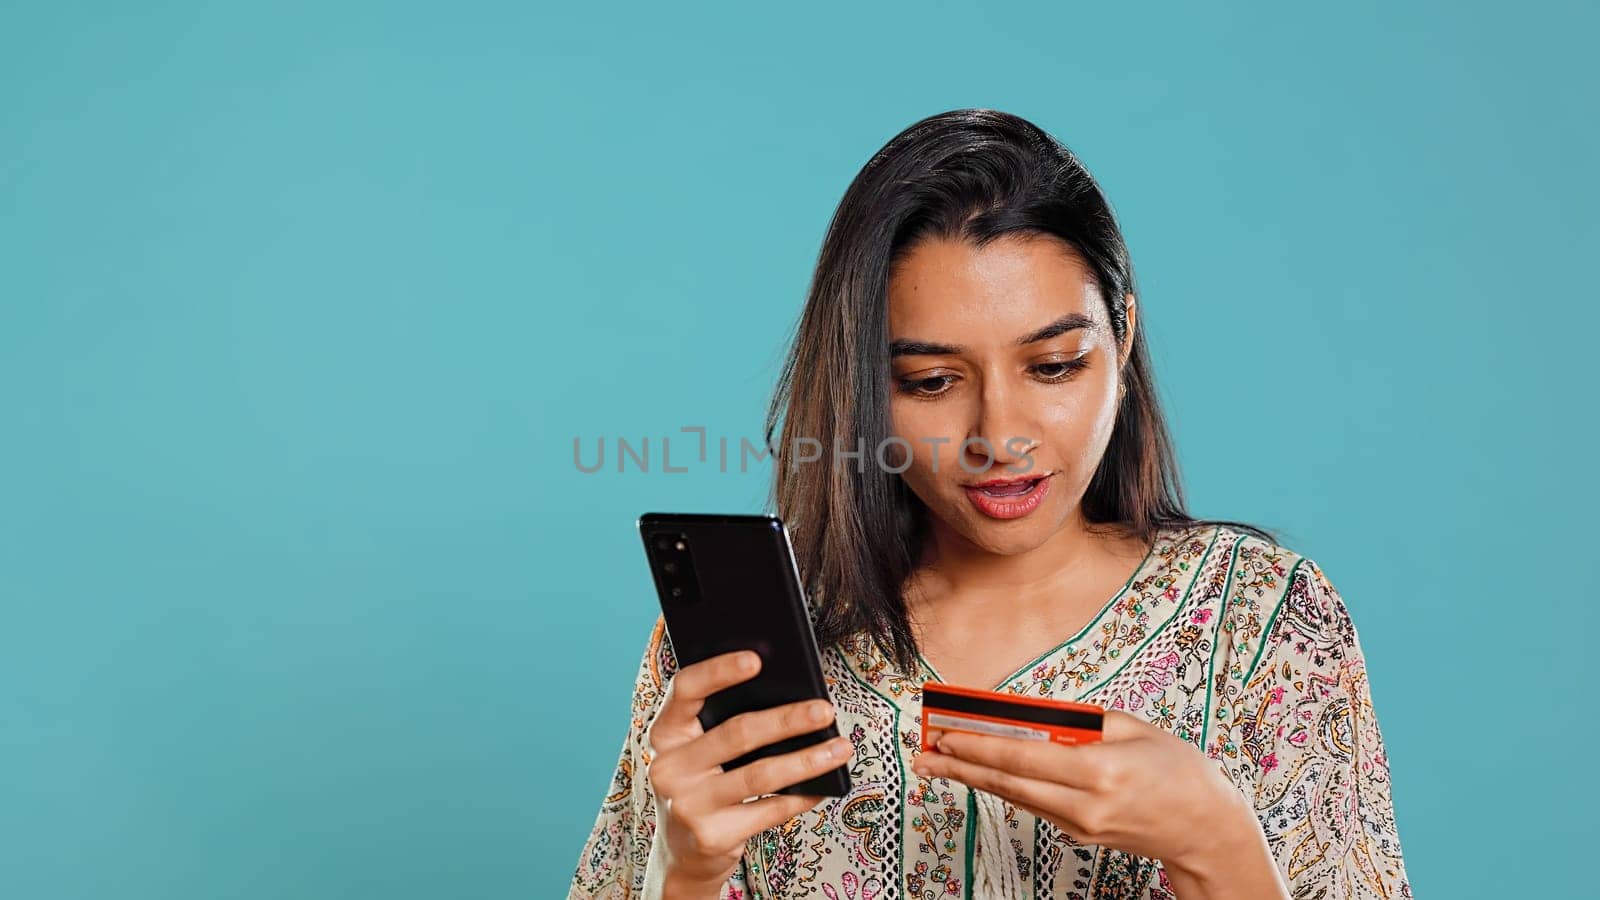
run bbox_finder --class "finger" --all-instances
[705,734,854,807]
[928,731,1103,790]
[718,791,832,841]
[1099,709,1152,742]
[687,698,836,772]
[913,750,1095,823]
[648,651,762,751]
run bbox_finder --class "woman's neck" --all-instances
[908,510,1133,609]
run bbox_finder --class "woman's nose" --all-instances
[963,432,1037,472]
[963,394,1038,472]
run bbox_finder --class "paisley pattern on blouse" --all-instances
[568,524,1410,899]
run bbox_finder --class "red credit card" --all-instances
[919,681,1104,751]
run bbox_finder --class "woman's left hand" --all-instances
[910,710,1270,881]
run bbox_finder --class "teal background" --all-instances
[2,1,1593,896]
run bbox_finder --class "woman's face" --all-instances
[886,234,1136,557]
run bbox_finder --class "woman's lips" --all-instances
[963,473,1052,519]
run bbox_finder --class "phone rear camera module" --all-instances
[652,533,701,607]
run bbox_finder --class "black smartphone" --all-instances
[637,512,851,797]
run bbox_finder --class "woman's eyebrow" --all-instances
[889,312,1096,359]
[1016,312,1096,345]
[890,339,961,359]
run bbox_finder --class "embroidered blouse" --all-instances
[568,523,1411,898]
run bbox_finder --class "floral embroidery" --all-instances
[569,525,1410,899]
[904,784,965,899]
[821,871,882,900]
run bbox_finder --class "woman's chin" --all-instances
[944,508,1060,556]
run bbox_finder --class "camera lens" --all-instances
[663,561,679,574]
[656,535,675,550]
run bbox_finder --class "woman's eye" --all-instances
[1033,358,1088,382]
[897,375,955,397]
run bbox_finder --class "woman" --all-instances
[569,109,1409,899]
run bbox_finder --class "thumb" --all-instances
[1099,708,1152,742]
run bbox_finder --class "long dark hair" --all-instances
[764,108,1278,677]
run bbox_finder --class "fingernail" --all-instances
[816,738,849,763]
[809,701,832,723]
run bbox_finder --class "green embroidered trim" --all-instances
[963,790,977,900]
[1197,536,1246,749]
[1082,525,1222,699]
[1241,557,1306,687]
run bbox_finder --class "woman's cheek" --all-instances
[889,432,952,505]
[889,409,942,470]
[1040,385,1114,446]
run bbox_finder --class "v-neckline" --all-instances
[912,527,1167,694]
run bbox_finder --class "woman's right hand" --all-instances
[643,649,854,896]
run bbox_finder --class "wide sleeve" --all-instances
[567,615,756,899]
[1219,557,1411,899]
